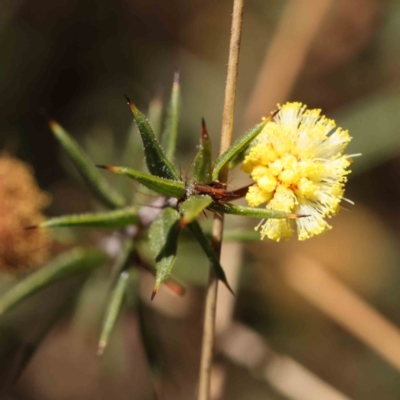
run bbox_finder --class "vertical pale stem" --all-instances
[197,1,244,400]
[218,0,245,181]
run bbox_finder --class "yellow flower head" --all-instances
[242,102,355,241]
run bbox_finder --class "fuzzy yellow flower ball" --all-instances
[242,102,356,241]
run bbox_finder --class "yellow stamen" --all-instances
[242,102,354,241]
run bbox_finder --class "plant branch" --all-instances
[197,1,244,399]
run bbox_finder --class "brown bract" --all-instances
[0,153,52,273]
[192,181,251,203]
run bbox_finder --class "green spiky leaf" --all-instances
[124,94,179,180]
[191,119,213,184]
[0,248,107,314]
[148,207,180,299]
[208,203,300,219]
[228,148,247,170]
[34,207,138,229]
[187,221,233,294]
[179,195,212,227]
[97,270,130,356]
[97,166,185,198]
[211,112,278,181]
[49,120,125,209]
[161,71,180,162]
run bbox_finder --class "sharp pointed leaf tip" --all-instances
[48,119,59,130]
[97,341,106,357]
[272,107,280,118]
[262,108,280,124]
[288,213,310,219]
[123,92,131,104]
[224,281,235,296]
[201,118,209,139]
[123,93,138,111]
[151,285,159,301]
[173,69,180,85]
[96,165,118,173]
[24,225,38,230]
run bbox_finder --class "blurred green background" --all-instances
[2,0,400,399]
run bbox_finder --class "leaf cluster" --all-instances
[0,74,297,356]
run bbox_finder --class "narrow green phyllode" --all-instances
[179,195,212,227]
[0,248,107,314]
[97,165,185,198]
[49,119,125,209]
[161,70,181,162]
[149,207,181,300]
[187,221,233,294]
[33,207,139,229]
[123,94,179,180]
[97,270,130,356]
[191,119,213,184]
[211,110,279,181]
[208,203,306,219]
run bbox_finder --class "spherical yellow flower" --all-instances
[242,102,356,241]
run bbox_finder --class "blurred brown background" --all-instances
[2,0,400,399]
